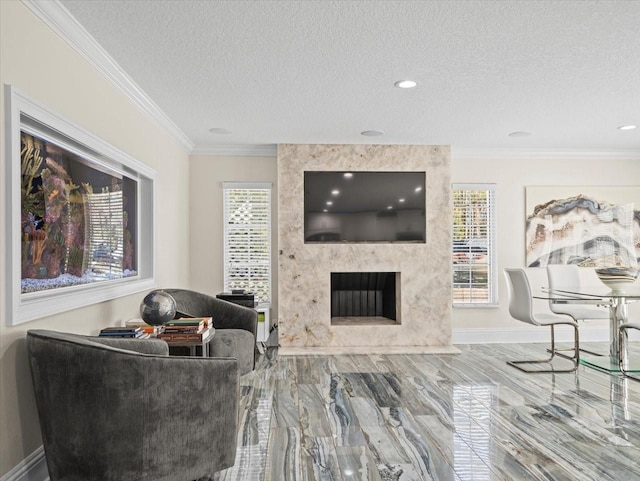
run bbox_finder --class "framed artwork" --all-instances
[4,85,156,325]
[525,186,640,268]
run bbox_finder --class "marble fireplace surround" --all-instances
[277,144,456,355]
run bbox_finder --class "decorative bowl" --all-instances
[139,290,177,326]
[594,267,639,292]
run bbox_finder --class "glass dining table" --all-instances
[534,286,640,374]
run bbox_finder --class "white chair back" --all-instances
[547,264,580,313]
[546,264,609,321]
[547,264,580,290]
[504,268,539,326]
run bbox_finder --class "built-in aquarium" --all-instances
[20,131,138,293]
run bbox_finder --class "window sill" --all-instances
[453,303,499,309]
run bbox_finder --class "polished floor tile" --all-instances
[215,342,640,481]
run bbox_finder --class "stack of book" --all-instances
[157,317,213,342]
[99,326,150,339]
[124,319,156,335]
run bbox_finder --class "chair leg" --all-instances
[619,325,640,382]
[548,321,601,358]
[551,346,603,358]
[507,324,579,373]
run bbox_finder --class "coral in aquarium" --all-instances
[21,135,47,278]
[41,157,81,278]
[123,210,134,270]
[21,136,45,221]
[67,246,85,277]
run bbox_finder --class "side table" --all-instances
[163,328,215,357]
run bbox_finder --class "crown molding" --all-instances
[452,147,640,161]
[191,145,640,160]
[21,0,194,153]
[190,144,278,157]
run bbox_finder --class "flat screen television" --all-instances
[304,171,426,243]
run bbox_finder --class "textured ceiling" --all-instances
[59,0,640,152]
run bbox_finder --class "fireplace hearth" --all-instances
[331,272,400,325]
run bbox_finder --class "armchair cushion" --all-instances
[27,329,239,481]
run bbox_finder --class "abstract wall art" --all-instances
[525,186,640,268]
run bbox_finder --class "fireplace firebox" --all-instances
[330,272,400,325]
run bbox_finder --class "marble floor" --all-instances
[214,343,640,481]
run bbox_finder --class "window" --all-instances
[452,184,497,306]
[223,182,272,304]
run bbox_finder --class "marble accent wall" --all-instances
[278,144,452,349]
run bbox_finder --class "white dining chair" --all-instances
[547,264,609,357]
[504,268,580,373]
[619,322,640,381]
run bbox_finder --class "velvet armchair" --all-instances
[27,329,239,481]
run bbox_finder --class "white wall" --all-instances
[451,153,640,339]
[195,152,640,345]
[189,155,279,321]
[0,2,190,475]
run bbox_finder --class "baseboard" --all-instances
[452,325,640,344]
[278,345,461,356]
[0,447,48,481]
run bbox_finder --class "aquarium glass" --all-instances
[20,131,138,293]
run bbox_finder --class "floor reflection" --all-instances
[453,385,494,481]
[610,376,630,423]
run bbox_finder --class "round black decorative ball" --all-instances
[140,290,177,326]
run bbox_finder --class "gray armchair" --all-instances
[27,329,239,481]
[165,288,258,374]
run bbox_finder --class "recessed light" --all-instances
[322,209,328,213]
[508,131,533,138]
[331,189,340,195]
[361,130,384,137]
[326,201,333,206]
[394,80,417,89]
[344,172,354,178]
[415,186,422,192]
[618,125,637,131]
[399,198,406,203]
[387,205,393,209]
[208,127,232,135]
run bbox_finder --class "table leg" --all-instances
[609,297,628,364]
[580,296,640,373]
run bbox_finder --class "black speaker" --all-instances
[216,292,255,307]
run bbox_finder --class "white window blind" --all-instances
[452,184,497,306]
[223,183,272,304]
